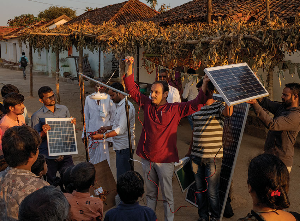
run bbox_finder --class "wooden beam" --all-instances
[29,33,70,36]
[29,43,33,97]
[55,49,60,104]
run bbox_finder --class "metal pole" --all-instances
[79,73,129,97]
[125,96,134,171]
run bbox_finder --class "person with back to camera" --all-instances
[104,171,157,221]
[19,52,28,80]
[238,154,300,221]
[64,162,103,221]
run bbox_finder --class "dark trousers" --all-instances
[46,155,74,185]
[115,148,133,180]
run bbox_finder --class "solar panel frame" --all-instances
[46,118,78,156]
[204,63,269,106]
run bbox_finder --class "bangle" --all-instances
[103,133,107,139]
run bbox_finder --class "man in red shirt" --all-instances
[124,57,209,221]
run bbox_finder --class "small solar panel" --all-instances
[46,118,78,156]
[204,63,269,106]
[185,95,249,221]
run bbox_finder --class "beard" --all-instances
[282,98,293,108]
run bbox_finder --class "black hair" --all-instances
[110,82,124,92]
[3,92,24,112]
[22,52,25,56]
[285,83,300,97]
[70,162,95,192]
[2,125,41,167]
[187,68,196,74]
[196,78,215,92]
[153,81,169,93]
[19,186,70,221]
[159,69,167,74]
[0,155,8,172]
[1,84,19,97]
[248,154,290,210]
[60,166,75,193]
[38,86,53,99]
[31,155,46,177]
[117,171,144,204]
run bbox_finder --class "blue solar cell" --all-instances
[46,118,78,156]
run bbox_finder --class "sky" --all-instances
[0,0,190,26]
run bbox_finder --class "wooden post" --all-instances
[79,46,89,162]
[207,0,212,24]
[266,0,270,20]
[119,57,126,86]
[98,47,101,78]
[267,68,274,100]
[136,45,140,84]
[55,49,60,104]
[29,43,33,97]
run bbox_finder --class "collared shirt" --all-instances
[124,74,207,163]
[183,80,198,101]
[104,202,157,221]
[31,104,70,159]
[0,167,49,220]
[0,115,25,150]
[111,98,135,151]
[82,94,116,143]
[64,191,103,221]
[253,97,300,167]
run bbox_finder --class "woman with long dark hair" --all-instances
[238,154,299,221]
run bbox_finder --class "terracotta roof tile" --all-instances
[68,0,158,26]
[149,0,300,25]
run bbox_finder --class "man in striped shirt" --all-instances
[186,79,233,221]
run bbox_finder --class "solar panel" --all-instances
[185,95,249,221]
[46,118,78,156]
[204,63,269,106]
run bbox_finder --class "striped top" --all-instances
[191,101,225,158]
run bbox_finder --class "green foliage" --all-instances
[146,0,157,10]
[38,6,76,21]
[7,14,40,27]
[85,7,98,12]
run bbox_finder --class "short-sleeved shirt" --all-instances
[191,101,225,158]
[104,202,157,221]
[0,115,25,150]
[111,98,135,151]
[31,104,70,159]
[0,167,49,220]
[64,191,103,221]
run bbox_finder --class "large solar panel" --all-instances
[46,118,78,156]
[204,63,269,106]
[185,95,249,221]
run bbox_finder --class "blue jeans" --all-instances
[190,156,222,220]
[115,148,133,179]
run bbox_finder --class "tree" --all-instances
[7,14,40,27]
[38,6,76,21]
[146,0,157,10]
[85,7,98,12]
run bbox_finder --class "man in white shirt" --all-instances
[182,68,198,129]
[83,83,116,166]
[91,82,135,179]
[152,69,181,103]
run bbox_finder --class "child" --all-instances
[104,171,157,221]
[60,165,75,193]
[64,162,103,221]
[31,155,47,178]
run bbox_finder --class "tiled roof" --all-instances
[68,0,158,26]
[1,15,70,40]
[149,0,300,25]
[0,27,19,39]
